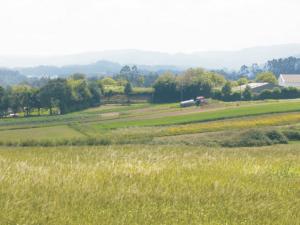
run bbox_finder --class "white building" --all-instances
[278,74,300,88]
[233,82,279,94]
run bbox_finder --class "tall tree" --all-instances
[178,68,214,100]
[242,85,253,101]
[221,82,232,100]
[40,79,71,115]
[10,85,33,116]
[0,86,7,117]
[153,72,179,103]
[124,82,133,103]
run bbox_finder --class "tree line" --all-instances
[0,74,103,117]
[2,65,300,117]
[152,69,300,103]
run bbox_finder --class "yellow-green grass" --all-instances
[0,125,84,142]
[0,145,299,225]
[164,112,300,136]
[84,112,300,143]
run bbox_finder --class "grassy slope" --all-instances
[0,125,84,142]
[2,100,300,143]
[0,145,299,225]
[93,101,300,129]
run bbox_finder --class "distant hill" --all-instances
[1,44,300,69]
[17,61,123,77]
[16,61,184,77]
[0,68,26,86]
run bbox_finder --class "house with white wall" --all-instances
[278,74,300,88]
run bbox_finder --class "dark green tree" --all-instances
[40,79,72,115]
[221,82,232,100]
[242,85,253,101]
[88,81,102,106]
[124,82,133,103]
[0,86,7,117]
[153,72,179,103]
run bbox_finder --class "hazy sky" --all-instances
[0,0,299,55]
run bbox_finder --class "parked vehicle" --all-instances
[195,96,208,106]
[180,99,195,108]
[7,113,19,118]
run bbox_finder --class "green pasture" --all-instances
[1,99,300,145]
[91,100,300,129]
[0,125,84,142]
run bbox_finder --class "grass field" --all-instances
[1,100,300,145]
[0,144,299,225]
[1,99,300,224]
[0,125,84,142]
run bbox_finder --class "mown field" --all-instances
[1,99,300,224]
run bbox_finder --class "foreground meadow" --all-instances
[0,144,299,225]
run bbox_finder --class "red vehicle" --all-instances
[195,96,208,106]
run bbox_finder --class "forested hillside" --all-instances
[265,57,300,76]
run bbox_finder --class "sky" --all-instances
[0,0,299,55]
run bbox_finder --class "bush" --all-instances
[222,129,289,147]
[258,89,273,100]
[237,130,273,147]
[282,130,300,141]
[265,130,288,144]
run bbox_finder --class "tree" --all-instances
[68,78,92,110]
[203,71,226,87]
[10,85,33,116]
[153,72,179,103]
[118,65,143,87]
[0,86,7,117]
[101,77,117,86]
[272,87,282,99]
[221,82,232,100]
[124,82,133,103]
[237,77,249,85]
[242,85,253,101]
[256,72,277,84]
[178,68,214,100]
[258,89,273,100]
[70,73,86,80]
[105,90,113,102]
[30,89,42,116]
[281,87,300,99]
[40,79,72,115]
[88,81,102,106]
[120,65,131,76]
[265,57,300,77]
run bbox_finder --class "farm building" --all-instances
[234,82,280,94]
[278,74,300,88]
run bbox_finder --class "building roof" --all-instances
[234,82,268,91]
[233,82,279,94]
[280,74,300,83]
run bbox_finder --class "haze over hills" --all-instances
[16,61,183,77]
[1,44,300,71]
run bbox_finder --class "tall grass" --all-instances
[165,112,300,136]
[0,145,299,224]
